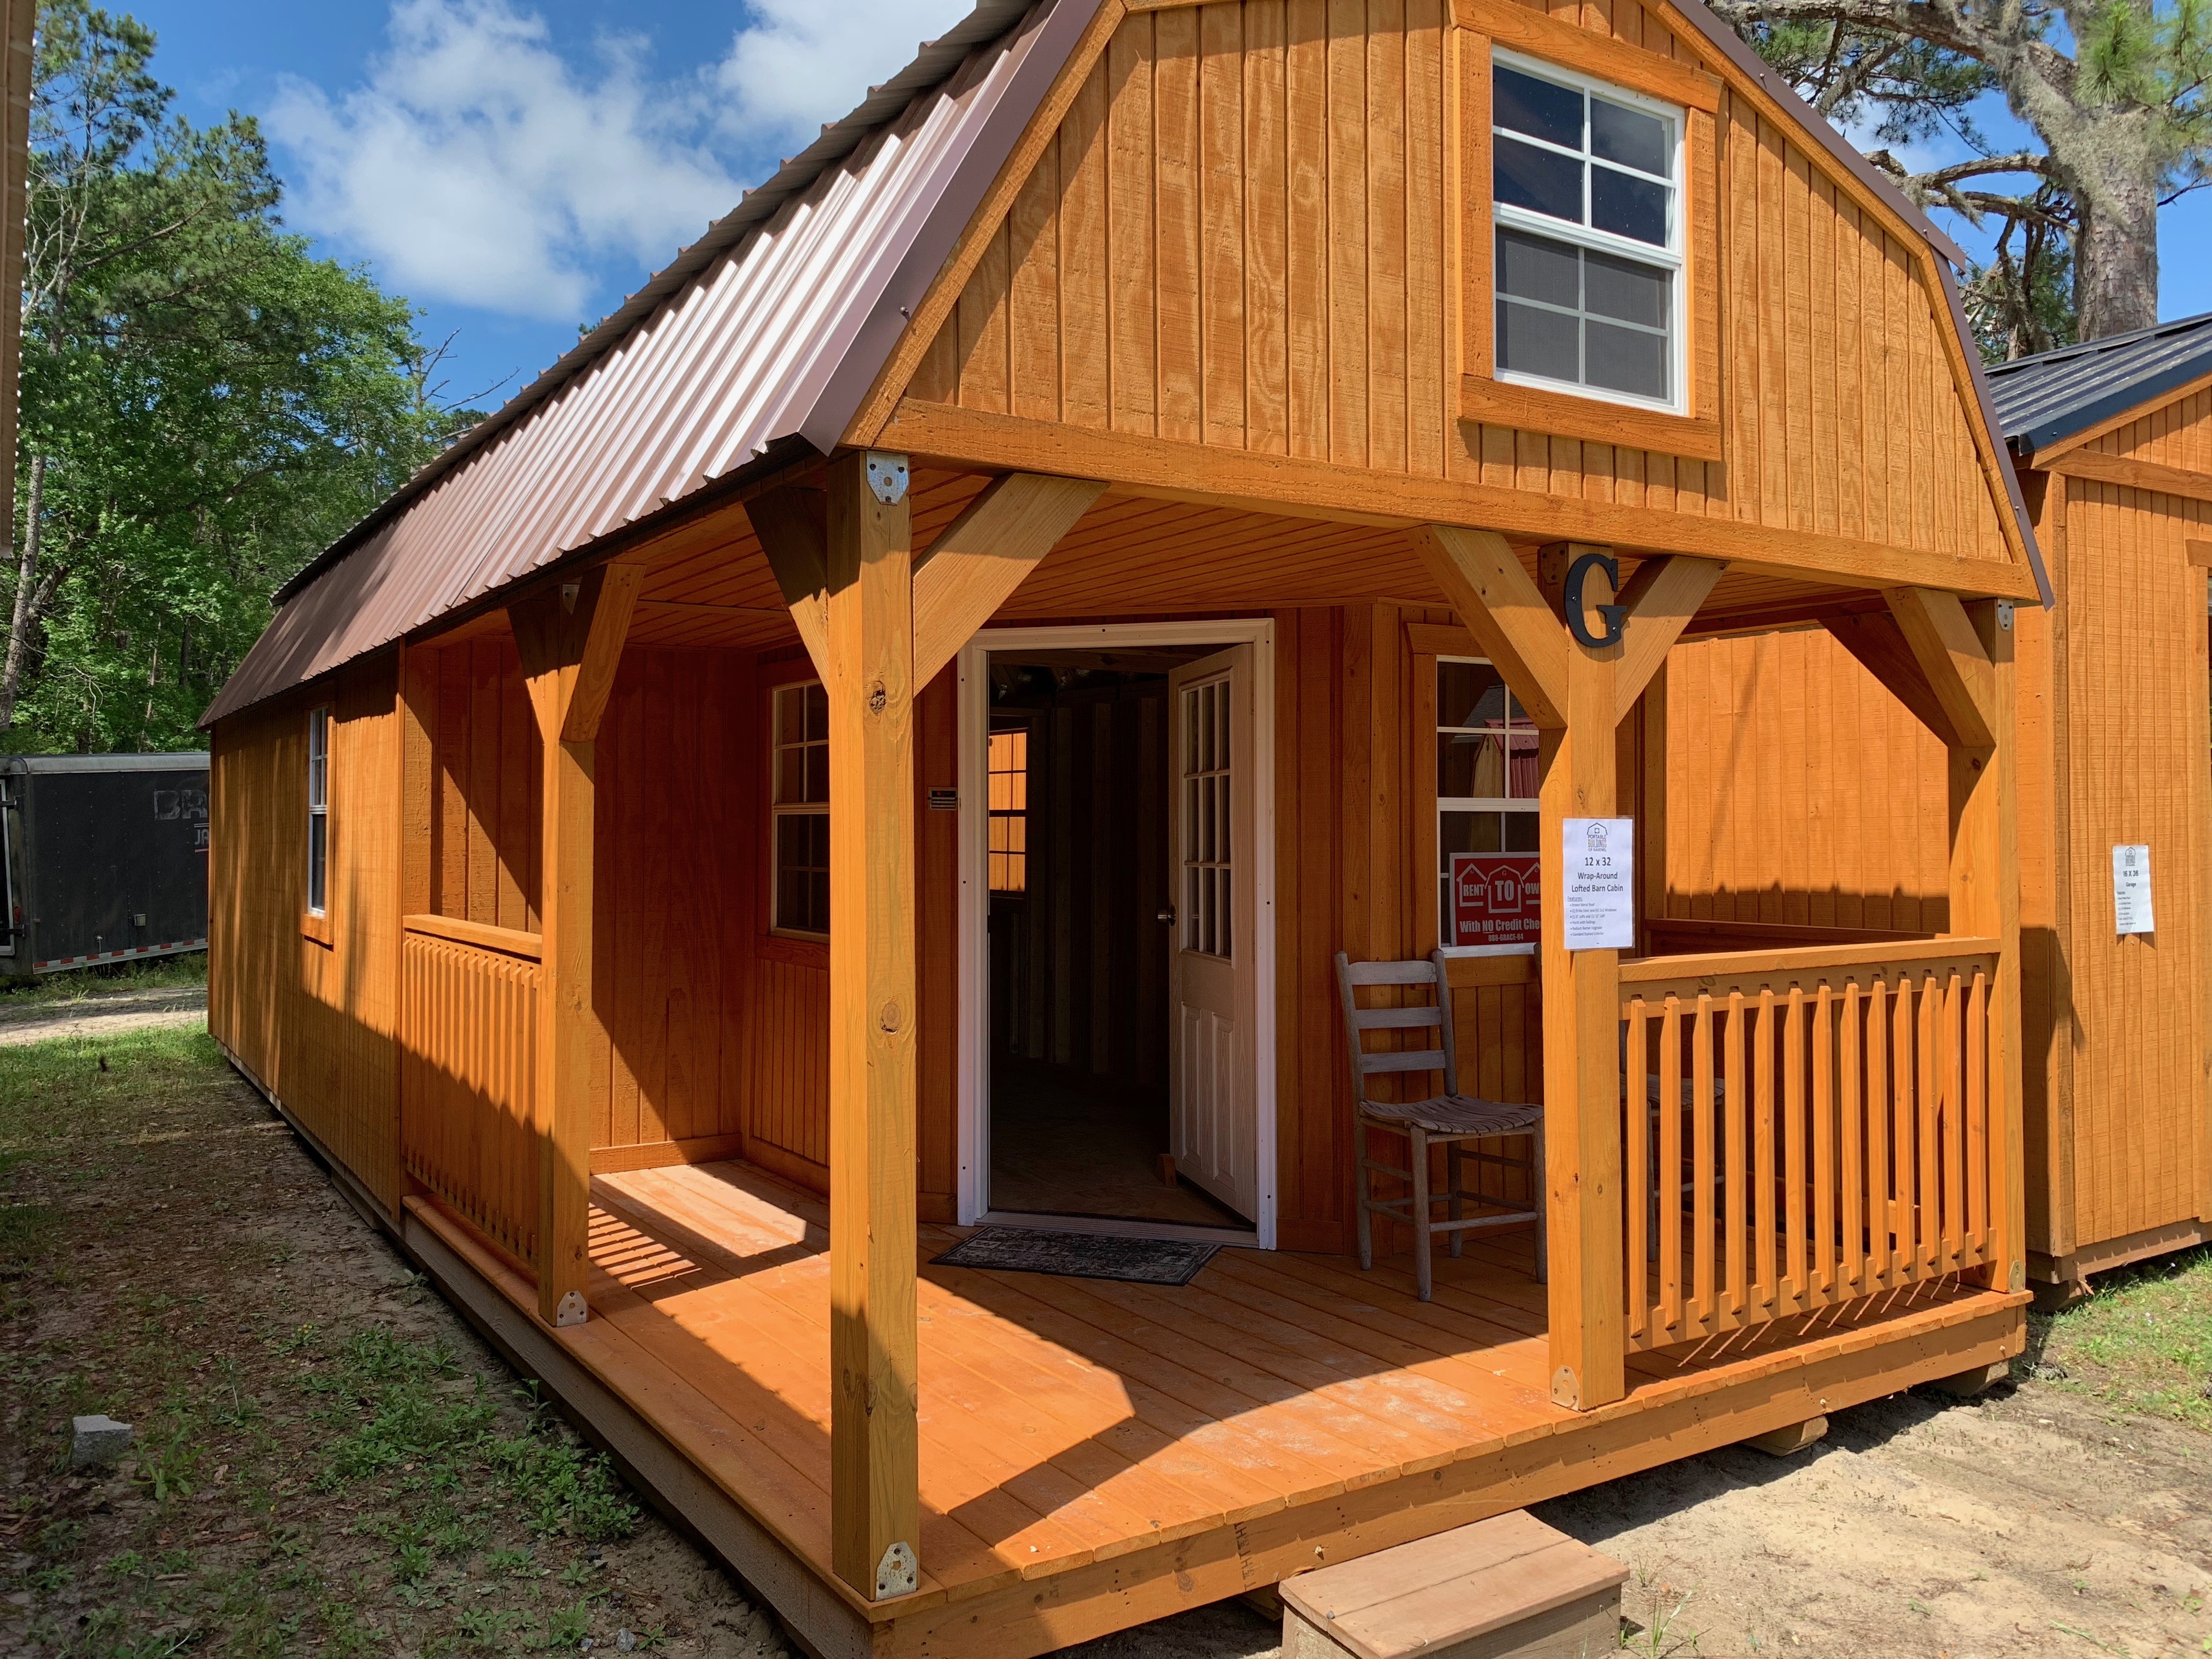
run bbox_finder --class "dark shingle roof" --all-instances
[1986,312,2212,461]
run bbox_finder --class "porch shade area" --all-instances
[403,1159,2016,1657]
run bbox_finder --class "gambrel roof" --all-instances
[205,0,2037,727]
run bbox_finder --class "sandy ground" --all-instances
[0,983,206,1046]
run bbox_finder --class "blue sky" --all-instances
[123,2,2212,417]
[128,0,973,413]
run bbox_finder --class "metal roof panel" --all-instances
[1985,312,2212,460]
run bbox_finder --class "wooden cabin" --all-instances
[202,2,2042,1654]
[1660,315,2212,1302]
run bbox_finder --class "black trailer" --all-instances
[1,754,210,978]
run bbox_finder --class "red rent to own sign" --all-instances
[1449,853,1540,948]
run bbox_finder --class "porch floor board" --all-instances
[405,1156,2024,1659]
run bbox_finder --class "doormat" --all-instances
[932,1227,1221,1286]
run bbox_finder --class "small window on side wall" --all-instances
[307,705,331,917]
[771,681,830,936]
[1492,53,1682,410]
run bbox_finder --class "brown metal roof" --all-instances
[202,0,1101,727]
[207,0,2045,729]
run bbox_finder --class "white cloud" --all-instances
[266,0,740,321]
[713,0,973,151]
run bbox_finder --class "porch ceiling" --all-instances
[439,466,1883,658]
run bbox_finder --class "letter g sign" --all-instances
[1562,550,1627,650]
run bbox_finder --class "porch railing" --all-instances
[1618,938,2000,1352]
[399,915,542,1267]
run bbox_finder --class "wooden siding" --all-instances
[211,654,404,1209]
[430,639,540,932]
[903,1,2012,568]
[1658,629,1950,934]
[2048,477,2211,1250]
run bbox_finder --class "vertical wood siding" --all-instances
[431,638,541,930]
[210,654,404,1209]
[1660,629,1950,933]
[905,2,2011,565]
[2053,477,2211,1248]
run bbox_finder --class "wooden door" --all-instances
[1167,646,1257,1221]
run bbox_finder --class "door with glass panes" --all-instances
[1167,646,1257,1221]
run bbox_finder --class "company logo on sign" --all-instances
[1449,852,1540,947]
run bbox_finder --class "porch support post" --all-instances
[1537,543,1628,1411]
[1409,524,1627,1410]
[824,452,922,1602]
[509,563,642,1329]
[1885,586,2023,1293]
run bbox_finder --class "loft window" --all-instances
[771,680,830,936]
[1437,659,1539,950]
[1492,53,1683,410]
[986,726,1029,894]
[307,705,330,917]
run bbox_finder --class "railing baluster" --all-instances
[1811,983,1833,1304]
[1785,984,1808,1314]
[1753,988,1776,1317]
[1866,977,1892,1287]
[1839,979,1863,1297]
[1663,996,1695,1340]
[1626,996,1650,1344]
[1967,968,1989,1259]
[1717,991,1740,1324]
[1941,967,1965,1274]
[1701,992,1729,1332]
[1916,970,1939,1280]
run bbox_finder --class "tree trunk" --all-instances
[2072,164,2160,339]
[0,453,46,732]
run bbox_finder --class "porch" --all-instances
[399,1148,2021,1659]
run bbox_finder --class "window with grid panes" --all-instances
[1180,673,1232,958]
[1492,53,1683,411]
[770,681,830,936]
[1437,659,1540,947]
[986,726,1028,893]
[307,705,330,916]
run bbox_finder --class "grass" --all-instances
[0,949,206,1008]
[0,1021,761,1658]
[2022,1245,2212,1429]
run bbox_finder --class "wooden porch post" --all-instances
[749,460,1102,1601]
[509,564,641,1328]
[825,453,920,1601]
[1411,527,1720,1412]
[1886,587,2025,1293]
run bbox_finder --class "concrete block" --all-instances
[1743,1415,1827,1457]
[70,1415,133,1471]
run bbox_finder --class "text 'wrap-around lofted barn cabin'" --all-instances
[204,2,2045,1654]
[1660,314,2212,1305]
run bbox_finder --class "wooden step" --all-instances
[1278,1510,1626,1659]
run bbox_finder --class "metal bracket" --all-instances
[874,1540,918,1600]
[555,1290,588,1328]
[865,452,910,506]
[1996,600,2015,631]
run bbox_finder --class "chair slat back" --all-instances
[1334,951,1461,1110]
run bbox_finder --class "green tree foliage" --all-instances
[2,2,471,753]
[1713,0,2212,354]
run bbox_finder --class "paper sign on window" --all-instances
[1563,817,1635,950]
[2113,844,2154,935]
[1449,853,1541,947]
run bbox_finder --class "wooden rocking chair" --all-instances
[1334,950,1547,1301]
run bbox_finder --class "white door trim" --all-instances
[956,619,1279,1247]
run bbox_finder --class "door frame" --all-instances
[955,619,1279,1246]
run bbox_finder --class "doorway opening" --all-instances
[957,622,1277,1244]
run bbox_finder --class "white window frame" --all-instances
[768,676,830,941]
[1436,656,1539,958]
[1491,48,1687,416]
[306,704,331,918]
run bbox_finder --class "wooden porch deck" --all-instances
[404,1158,2023,1659]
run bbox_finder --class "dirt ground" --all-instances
[3,988,2208,1659]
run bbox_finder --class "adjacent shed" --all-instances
[1660,313,2212,1298]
